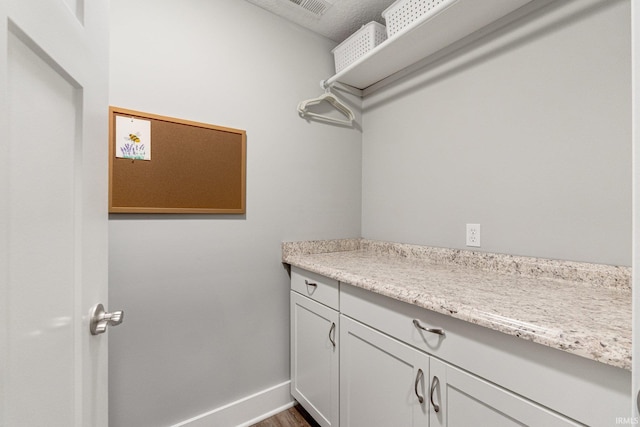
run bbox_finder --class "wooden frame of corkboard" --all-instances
[109,106,246,214]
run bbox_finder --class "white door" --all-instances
[340,315,429,427]
[0,0,110,425]
[429,359,580,427]
[291,291,339,427]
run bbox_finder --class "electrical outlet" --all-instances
[466,224,481,247]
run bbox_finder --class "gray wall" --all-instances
[361,0,631,266]
[108,1,361,426]
[109,0,631,425]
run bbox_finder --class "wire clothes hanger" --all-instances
[297,84,355,126]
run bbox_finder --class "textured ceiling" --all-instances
[245,0,397,43]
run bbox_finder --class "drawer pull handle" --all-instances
[305,280,318,288]
[430,375,440,413]
[415,368,424,404]
[329,322,336,348]
[413,319,444,336]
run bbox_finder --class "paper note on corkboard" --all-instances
[115,116,151,160]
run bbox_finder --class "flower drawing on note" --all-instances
[115,116,151,160]
[120,133,145,159]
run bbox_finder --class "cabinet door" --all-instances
[291,291,339,427]
[429,359,581,427]
[340,315,429,427]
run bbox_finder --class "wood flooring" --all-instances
[250,405,320,427]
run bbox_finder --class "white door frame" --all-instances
[632,0,639,419]
[0,1,9,425]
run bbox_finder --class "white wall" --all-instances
[108,1,361,426]
[362,0,631,266]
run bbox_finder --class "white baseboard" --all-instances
[171,381,295,427]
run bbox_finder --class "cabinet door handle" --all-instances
[414,368,425,404]
[430,375,441,413]
[413,319,444,336]
[304,279,317,288]
[329,322,336,348]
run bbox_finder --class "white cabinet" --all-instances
[338,315,579,427]
[290,290,339,427]
[429,359,580,427]
[290,269,628,427]
[339,315,429,427]
[340,281,629,426]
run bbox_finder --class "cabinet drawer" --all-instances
[340,282,452,359]
[291,266,339,310]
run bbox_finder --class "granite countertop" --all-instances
[282,238,632,370]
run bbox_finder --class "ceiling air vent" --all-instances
[287,0,334,16]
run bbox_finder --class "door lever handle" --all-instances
[90,303,124,335]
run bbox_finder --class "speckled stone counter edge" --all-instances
[281,238,362,259]
[282,238,631,290]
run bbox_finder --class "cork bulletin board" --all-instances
[109,107,246,214]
